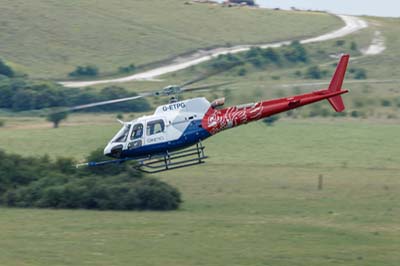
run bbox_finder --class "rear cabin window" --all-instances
[130,123,143,140]
[146,120,165,136]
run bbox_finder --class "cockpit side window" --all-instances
[130,123,143,140]
[113,125,131,143]
[146,119,165,136]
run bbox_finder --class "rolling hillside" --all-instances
[0,0,342,78]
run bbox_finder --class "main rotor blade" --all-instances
[68,92,153,111]
[182,81,234,92]
[179,61,242,88]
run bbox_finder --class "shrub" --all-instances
[0,120,4,127]
[282,41,308,63]
[237,68,247,76]
[335,40,345,46]
[354,68,367,79]
[69,65,99,77]
[305,66,323,79]
[46,112,68,128]
[381,99,391,107]
[0,149,182,211]
[119,64,136,73]
[350,41,358,51]
[263,115,280,126]
[261,48,281,64]
[0,59,14,77]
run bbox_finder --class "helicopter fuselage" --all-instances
[104,85,347,160]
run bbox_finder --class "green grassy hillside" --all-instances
[0,0,341,78]
[0,119,399,266]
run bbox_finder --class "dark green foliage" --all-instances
[237,68,247,76]
[0,59,14,77]
[282,41,308,63]
[261,48,281,64]
[350,110,360,118]
[119,64,136,73]
[263,115,279,126]
[305,65,324,79]
[0,78,150,112]
[335,40,345,46]
[381,99,391,107]
[229,0,255,5]
[68,65,99,77]
[208,54,243,72]
[47,112,68,128]
[204,41,308,76]
[0,120,4,127]
[0,149,181,210]
[350,41,358,51]
[354,68,367,79]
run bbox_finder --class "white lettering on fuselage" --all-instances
[146,136,165,144]
[162,102,186,112]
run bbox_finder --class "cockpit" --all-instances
[104,117,166,158]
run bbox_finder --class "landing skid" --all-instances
[134,142,208,173]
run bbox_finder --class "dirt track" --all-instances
[60,14,368,88]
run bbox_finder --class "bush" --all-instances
[335,40,345,46]
[47,112,68,128]
[354,68,367,79]
[381,99,392,107]
[0,120,4,127]
[237,68,247,76]
[263,115,280,126]
[282,41,308,63]
[0,149,182,211]
[305,65,323,79]
[0,59,14,77]
[69,65,99,77]
[350,41,358,51]
[261,48,281,64]
[119,64,136,73]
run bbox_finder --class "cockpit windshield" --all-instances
[112,124,131,143]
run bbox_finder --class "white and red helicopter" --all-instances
[73,54,349,173]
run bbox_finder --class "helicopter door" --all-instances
[145,118,166,145]
[127,123,144,150]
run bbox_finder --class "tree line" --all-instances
[0,149,182,210]
[205,41,367,80]
[0,77,150,112]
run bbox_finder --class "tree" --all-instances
[0,59,14,77]
[47,112,68,128]
[306,65,323,79]
[68,65,99,77]
[263,115,280,126]
[354,68,367,79]
[350,41,358,51]
[261,48,281,64]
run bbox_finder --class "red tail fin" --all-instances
[327,54,349,112]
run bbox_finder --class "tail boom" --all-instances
[201,54,350,135]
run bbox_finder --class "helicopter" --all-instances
[70,54,350,173]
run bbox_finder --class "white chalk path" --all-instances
[362,31,386,55]
[60,15,368,88]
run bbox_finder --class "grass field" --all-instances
[0,0,341,79]
[0,118,399,266]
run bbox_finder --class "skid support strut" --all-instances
[135,142,207,173]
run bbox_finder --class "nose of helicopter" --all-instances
[103,143,123,158]
[103,144,112,157]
